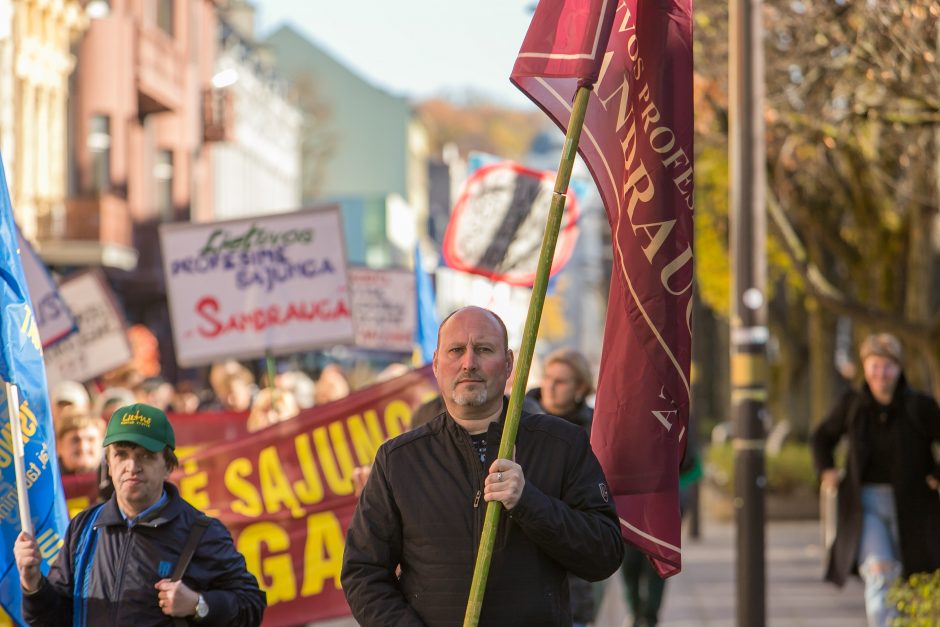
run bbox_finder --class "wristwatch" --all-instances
[194,593,209,620]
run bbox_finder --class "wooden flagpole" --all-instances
[462,84,592,627]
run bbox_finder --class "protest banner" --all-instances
[62,367,438,626]
[42,269,133,388]
[512,0,694,575]
[0,155,69,626]
[442,161,580,287]
[348,267,415,353]
[16,229,76,349]
[160,207,354,368]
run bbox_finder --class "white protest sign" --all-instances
[17,229,76,348]
[43,270,133,387]
[348,267,416,353]
[159,207,354,367]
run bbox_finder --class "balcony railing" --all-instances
[38,193,133,249]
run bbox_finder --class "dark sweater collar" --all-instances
[96,481,183,528]
[442,396,517,436]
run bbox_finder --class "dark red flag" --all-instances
[512,0,693,576]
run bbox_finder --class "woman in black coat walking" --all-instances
[811,333,940,627]
[526,348,597,626]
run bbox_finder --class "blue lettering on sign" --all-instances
[34,292,67,326]
[170,247,290,276]
[236,257,335,292]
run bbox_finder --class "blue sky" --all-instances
[254,0,537,109]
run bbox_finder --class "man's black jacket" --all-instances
[23,482,265,626]
[341,409,623,626]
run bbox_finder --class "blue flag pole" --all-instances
[0,153,69,626]
[413,244,439,366]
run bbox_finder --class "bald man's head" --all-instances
[432,307,513,424]
[437,306,508,353]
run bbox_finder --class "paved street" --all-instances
[595,520,867,627]
[314,520,868,627]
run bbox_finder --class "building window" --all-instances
[87,114,111,192]
[157,0,174,36]
[154,149,173,220]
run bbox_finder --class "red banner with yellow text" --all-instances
[64,368,439,626]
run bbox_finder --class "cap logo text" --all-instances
[120,410,151,428]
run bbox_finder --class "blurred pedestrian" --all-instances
[315,363,350,405]
[134,376,175,411]
[620,448,701,627]
[342,306,623,626]
[811,332,940,627]
[526,347,596,626]
[170,380,201,414]
[92,387,137,422]
[276,369,316,409]
[526,348,594,433]
[246,388,300,433]
[621,545,663,627]
[15,403,266,625]
[206,360,255,411]
[55,411,106,475]
[50,380,91,430]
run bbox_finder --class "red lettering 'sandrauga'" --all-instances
[195,296,350,338]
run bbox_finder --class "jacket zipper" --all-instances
[457,428,486,557]
[112,525,134,627]
[472,467,485,557]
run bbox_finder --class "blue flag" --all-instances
[414,245,439,365]
[0,154,70,626]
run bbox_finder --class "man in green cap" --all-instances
[14,403,266,625]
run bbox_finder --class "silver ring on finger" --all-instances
[497,472,502,482]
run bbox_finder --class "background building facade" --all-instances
[0,0,85,242]
[264,24,430,269]
[212,1,300,221]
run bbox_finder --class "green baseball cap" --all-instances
[103,403,175,452]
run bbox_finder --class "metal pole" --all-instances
[730,0,767,622]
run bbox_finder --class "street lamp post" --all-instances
[729,0,767,624]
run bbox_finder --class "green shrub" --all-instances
[705,442,817,496]
[766,443,818,494]
[889,570,940,626]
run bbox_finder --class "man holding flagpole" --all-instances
[341,306,623,626]
[0,154,72,626]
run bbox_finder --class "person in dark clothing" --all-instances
[341,307,623,626]
[15,403,266,626]
[811,333,940,627]
[526,347,597,626]
[525,347,594,434]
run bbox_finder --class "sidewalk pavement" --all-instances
[313,520,868,627]
[595,520,867,626]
